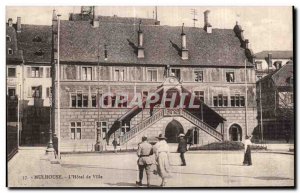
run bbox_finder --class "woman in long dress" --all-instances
[153,134,171,187]
[243,135,253,166]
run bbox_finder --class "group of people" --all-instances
[136,132,253,187]
[136,133,188,187]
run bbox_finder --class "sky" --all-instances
[6,6,293,53]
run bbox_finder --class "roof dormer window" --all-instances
[6,35,11,42]
[8,48,13,55]
[33,35,42,42]
[35,49,44,56]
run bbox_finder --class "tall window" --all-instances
[213,94,228,107]
[46,87,52,98]
[92,94,97,107]
[31,86,42,98]
[115,69,125,81]
[71,122,81,140]
[121,122,130,136]
[46,67,52,78]
[8,68,16,77]
[226,72,235,82]
[30,67,43,78]
[83,94,88,107]
[255,61,262,70]
[82,67,92,80]
[171,69,181,80]
[194,91,204,102]
[194,70,203,82]
[147,68,157,82]
[230,94,245,107]
[96,121,108,139]
[71,92,86,108]
[8,88,16,97]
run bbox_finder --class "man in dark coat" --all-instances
[177,133,187,166]
[136,136,154,187]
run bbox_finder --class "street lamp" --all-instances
[94,44,107,152]
[46,87,54,155]
[57,14,61,159]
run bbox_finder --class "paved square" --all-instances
[8,148,294,187]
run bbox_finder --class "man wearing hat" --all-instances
[136,135,154,187]
[177,133,187,166]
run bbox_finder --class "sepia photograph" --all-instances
[6,5,294,188]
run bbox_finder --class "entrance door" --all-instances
[165,120,184,143]
[229,124,242,141]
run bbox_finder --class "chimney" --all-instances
[17,17,21,32]
[204,10,212,33]
[52,9,57,21]
[137,20,144,58]
[8,18,13,27]
[154,6,160,25]
[92,6,99,27]
[244,39,249,49]
[181,23,188,60]
[268,53,272,68]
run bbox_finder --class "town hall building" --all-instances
[51,7,257,152]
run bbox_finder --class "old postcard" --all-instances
[6,6,294,188]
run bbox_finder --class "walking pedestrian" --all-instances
[243,135,253,166]
[136,136,154,187]
[112,137,118,153]
[177,133,187,166]
[153,134,171,187]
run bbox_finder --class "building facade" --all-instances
[51,8,258,152]
[254,50,293,81]
[6,17,52,146]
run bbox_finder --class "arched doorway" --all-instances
[229,124,242,141]
[165,120,184,143]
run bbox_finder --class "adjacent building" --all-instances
[6,17,52,146]
[256,62,294,141]
[51,8,258,152]
[254,50,293,80]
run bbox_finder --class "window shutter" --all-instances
[28,87,31,97]
[39,86,42,98]
[46,87,50,97]
[39,67,44,78]
[46,67,50,78]
[27,67,31,78]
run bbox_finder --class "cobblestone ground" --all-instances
[8,147,294,187]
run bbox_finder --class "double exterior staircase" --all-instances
[119,108,223,145]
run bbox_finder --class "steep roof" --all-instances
[255,50,293,59]
[6,23,23,63]
[59,20,252,67]
[272,62,293,87]
[16,24,52,63]
[257,62,293,87]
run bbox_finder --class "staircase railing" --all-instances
[180,109,223,141]
[120,109,164,144]
[120,108,223,144]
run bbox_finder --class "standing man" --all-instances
[177,133,187,166]
[136,136,154,187]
